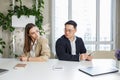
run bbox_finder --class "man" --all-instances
[55,20,92,61]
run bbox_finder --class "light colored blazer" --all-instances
[23,36,51,60]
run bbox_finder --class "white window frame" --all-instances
[51,0,116,55]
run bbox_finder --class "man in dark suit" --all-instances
[55,20,92,61]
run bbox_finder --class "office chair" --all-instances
[91,50,115,59]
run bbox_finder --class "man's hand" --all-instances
[80,53,92,61]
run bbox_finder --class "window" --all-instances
[52,0,116,53]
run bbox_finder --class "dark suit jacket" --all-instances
[55,35,86,61]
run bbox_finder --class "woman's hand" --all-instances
[19,56,28,61]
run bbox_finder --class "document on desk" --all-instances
[79,66,118,76]
[14,63,26,70]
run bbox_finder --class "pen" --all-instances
[54,67,63,69]
[52,66,64,70]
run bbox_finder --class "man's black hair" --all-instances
[65,20,77,29]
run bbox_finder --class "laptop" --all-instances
[0,69,8,75]
[79,66,118,76]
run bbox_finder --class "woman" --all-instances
[20,23,50,62]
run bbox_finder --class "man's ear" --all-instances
[75,28,77,32]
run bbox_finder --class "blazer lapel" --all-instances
[35,40,40,57]
[66,40,72,54]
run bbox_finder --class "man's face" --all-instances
[64,24,76,39]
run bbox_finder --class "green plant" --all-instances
[0,0,45,56]
[0,0,44,34]
[12,0,45,34]
[0,38,6,55]
[0,11,15,32]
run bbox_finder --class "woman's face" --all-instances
[29,27,40,41]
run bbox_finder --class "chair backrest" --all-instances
[91,50,115,59]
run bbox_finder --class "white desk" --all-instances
[0,58,120,80]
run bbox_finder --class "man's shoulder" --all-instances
[76,36,82,40]
[76,36,83,42]
[56,35,68,43]
[57,35,67,40]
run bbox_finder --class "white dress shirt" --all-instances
[30,40,37,57]
[70,37,76,55]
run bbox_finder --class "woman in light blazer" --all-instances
[20,23,50,62]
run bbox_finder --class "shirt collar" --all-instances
[69,36,76,42]
[31,39,37,45]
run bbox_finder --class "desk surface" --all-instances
[0,58,120,80]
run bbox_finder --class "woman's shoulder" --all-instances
[37,36,48,42]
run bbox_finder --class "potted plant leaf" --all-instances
[115,49,120,69]
[11,0,45,34]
